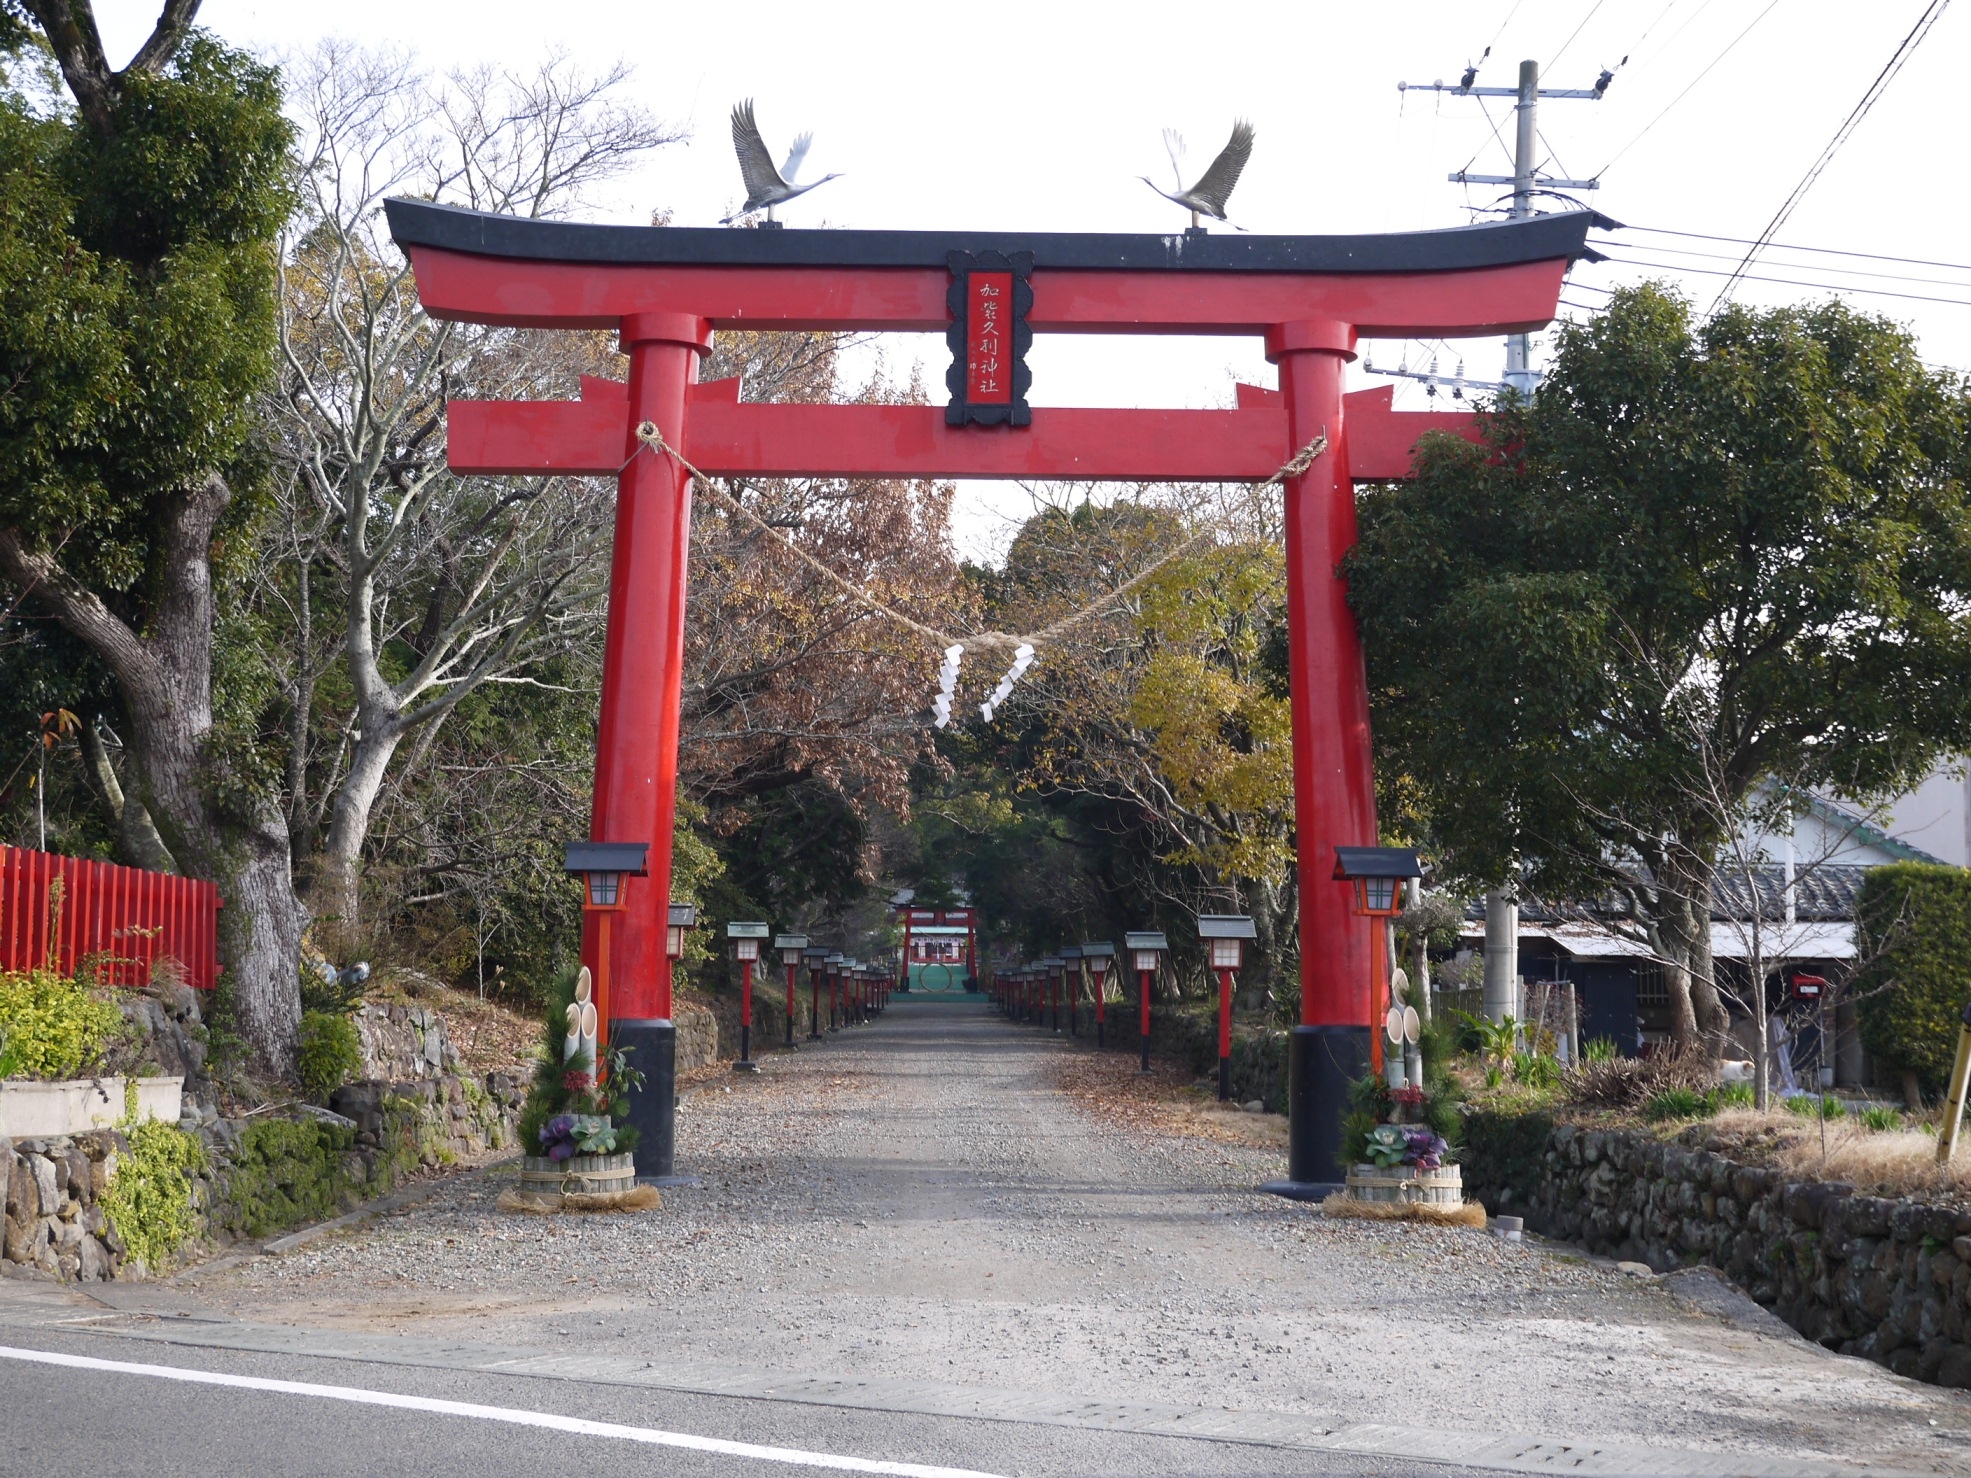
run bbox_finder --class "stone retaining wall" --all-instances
[1462,1113,1971,1388]
[351,1003,461,1081]
[3,1072,525,1281]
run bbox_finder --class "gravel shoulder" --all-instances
[90,1000,1971,1473]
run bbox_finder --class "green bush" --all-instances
[1582,1036,1619,1063]
[1784,1092,1842,1120]
[0,968,126,1079]
[1644,1086,1715,1121]
[1854,862,1971,1093]
[99,1118,206,1271]
[296,1010,362,1100]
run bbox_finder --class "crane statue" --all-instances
[1140,120,1254,230]
[720,98,843,225]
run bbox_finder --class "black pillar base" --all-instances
[1218,1055,1232,1101]
[1265,1023,1368,1199]
[613,1019,700,1187]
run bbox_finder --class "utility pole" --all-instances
[1398,55,1611,396]
[1399,55,1611,1029]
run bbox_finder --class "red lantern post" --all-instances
[726,922,769,1071]
[562,843,649,1053]
[1199,916,1257,1102]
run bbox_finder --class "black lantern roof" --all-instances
[1197,915,1257,940]
[563,841,649,876]
[1332,846,1423,881]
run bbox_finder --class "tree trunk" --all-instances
[309,713,407,937]
[0,480,306,1077]
[1654,856,1729,1052]
[79,717,177,874]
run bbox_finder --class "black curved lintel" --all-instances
[384,198,1614,275]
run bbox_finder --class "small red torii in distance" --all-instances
[388,200,1604,1191]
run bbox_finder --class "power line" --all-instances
[1610,241,1971,291]
[1483,0,1529,56]
[1630,0,1722,73]
[1596,0,1781,175]
[1627,0,1691,59]
[1625,224,1971,275]
[1547,0,1610,73]
[1603,253,1971,309]
[1712,0,1955,310]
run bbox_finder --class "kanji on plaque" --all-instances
[966,271,1013,404]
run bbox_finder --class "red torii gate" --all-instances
[387,200,1602,1190]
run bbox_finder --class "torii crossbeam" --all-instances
[387,200,1605,1190]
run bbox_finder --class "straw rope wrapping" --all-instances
[628,420,1327,659]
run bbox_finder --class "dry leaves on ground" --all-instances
[1053,1047,1287,1148]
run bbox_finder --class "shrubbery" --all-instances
[0,967,126,1079]
[99,1118,207,1271]
[1854,863,1971,1093]
[296,1010,362,1100]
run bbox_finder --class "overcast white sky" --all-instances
[97,1,1971,561]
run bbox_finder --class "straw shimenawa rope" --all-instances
[629,420,1328,657]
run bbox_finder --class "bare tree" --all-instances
[262,44,682,932]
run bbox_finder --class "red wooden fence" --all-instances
[0,846,220,989]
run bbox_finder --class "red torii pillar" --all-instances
[386,199,1597,1189]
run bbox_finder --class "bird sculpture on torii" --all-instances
[384,175,1611,1196]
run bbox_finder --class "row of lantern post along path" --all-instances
[567,837,1427,1195]
[990,917,1259,1103]
[992,848,1428,1204]
[562,840,892,1075]
[726,919,895,1070]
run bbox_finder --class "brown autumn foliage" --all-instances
[682,327,972,841]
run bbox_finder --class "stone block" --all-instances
[75,1234,108,1282]
[1846,1198,1892,1238]
[1782,1180,1850,1231]
[25,1155,58,1218]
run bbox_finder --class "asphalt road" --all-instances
[2,998,1965,1478]
[0,1313,1488,1478]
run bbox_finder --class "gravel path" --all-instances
[163,1000,1971,1472]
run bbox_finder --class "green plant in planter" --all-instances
[516,964,642,1159]
[1340,1043,1464,1166]
[297,1010,362,1100]
[0,968,125,1079]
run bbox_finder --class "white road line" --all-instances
[0,1344,1005,1478]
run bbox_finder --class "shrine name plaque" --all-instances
[945,249,1032,427]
